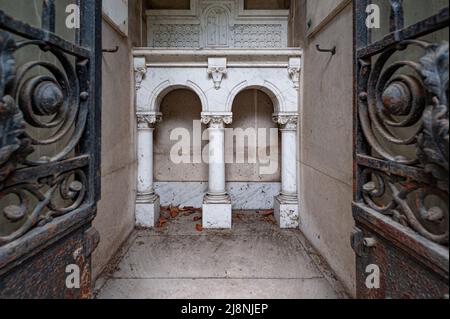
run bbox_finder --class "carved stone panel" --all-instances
[233,24,283,48]
[150,24,200,48]
[206,6,229,47]
[146,0,289,48]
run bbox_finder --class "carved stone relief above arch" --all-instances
[146,0,289,48]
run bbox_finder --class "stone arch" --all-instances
[148,80,209,112]
[226,80,285,113]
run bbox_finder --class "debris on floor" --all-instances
[95,211,348,299]
[159,205,203,231]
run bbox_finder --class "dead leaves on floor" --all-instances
[158,205,203,231]
[258,209,274,216]
[231,211,276,225]
[156,206,277,230]
[156,216,167,228]
[257,209,277,225]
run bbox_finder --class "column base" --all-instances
[136,195,160,228]
[274,195,299,229]
[202,195,232,229]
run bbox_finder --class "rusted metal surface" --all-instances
[0,1,102,298]
[353,1,449,298]
[352,204,448,299]
[0,225,99,299]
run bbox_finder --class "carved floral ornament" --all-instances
[208,66,227,90]
[201,114,233,127]
[134,66,147,91]
[137,113,162,129]
[134,57,147,91]
[288,58,301,90]
[288,66,300,89]
[208,57,227,90]
[273,114,299,130]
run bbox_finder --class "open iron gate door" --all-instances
[352,1,449,298]
[0,0,101,298]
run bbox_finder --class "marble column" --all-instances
[135,112,162,228]
[201,113,233,229]
[273,113,299,228]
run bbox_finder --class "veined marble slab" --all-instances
[154,182,280,210]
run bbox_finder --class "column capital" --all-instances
[137,112,162,130]
[273,113,298,130]
[201,112,233,127]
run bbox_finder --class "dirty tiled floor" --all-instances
[95,211,347,299]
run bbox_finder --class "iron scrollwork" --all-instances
[417,42,449,192]
[362,170,448,244]
[0,170,87,245]
[358,38,449,245]
[0,30,88,246]
[0,32,33,188]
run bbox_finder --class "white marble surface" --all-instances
[133,50,301,114]
[228,182,280,210]
[137,127,154,196]
[136,198,160,228]
[274,196,299,229]
[206,121,227,196]
[280,125,298,196]
[154,182,280,210]
[202,203,232,229]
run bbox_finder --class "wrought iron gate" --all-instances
[352,0,449,298]
[0,0,101,298]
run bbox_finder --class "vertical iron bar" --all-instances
[355,0,370,49]
[79,0,102,202]
[75,0,81,45]
[353,0,370,202]
[41,0,56,32]
[389,0,405,32]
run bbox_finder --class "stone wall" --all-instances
[92,0,146,279]
[296,0,450,297]
[297,0,355,296]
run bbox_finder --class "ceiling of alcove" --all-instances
[146,0,290,10]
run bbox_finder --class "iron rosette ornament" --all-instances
[358,40,449,245]
[0,31,87,246]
